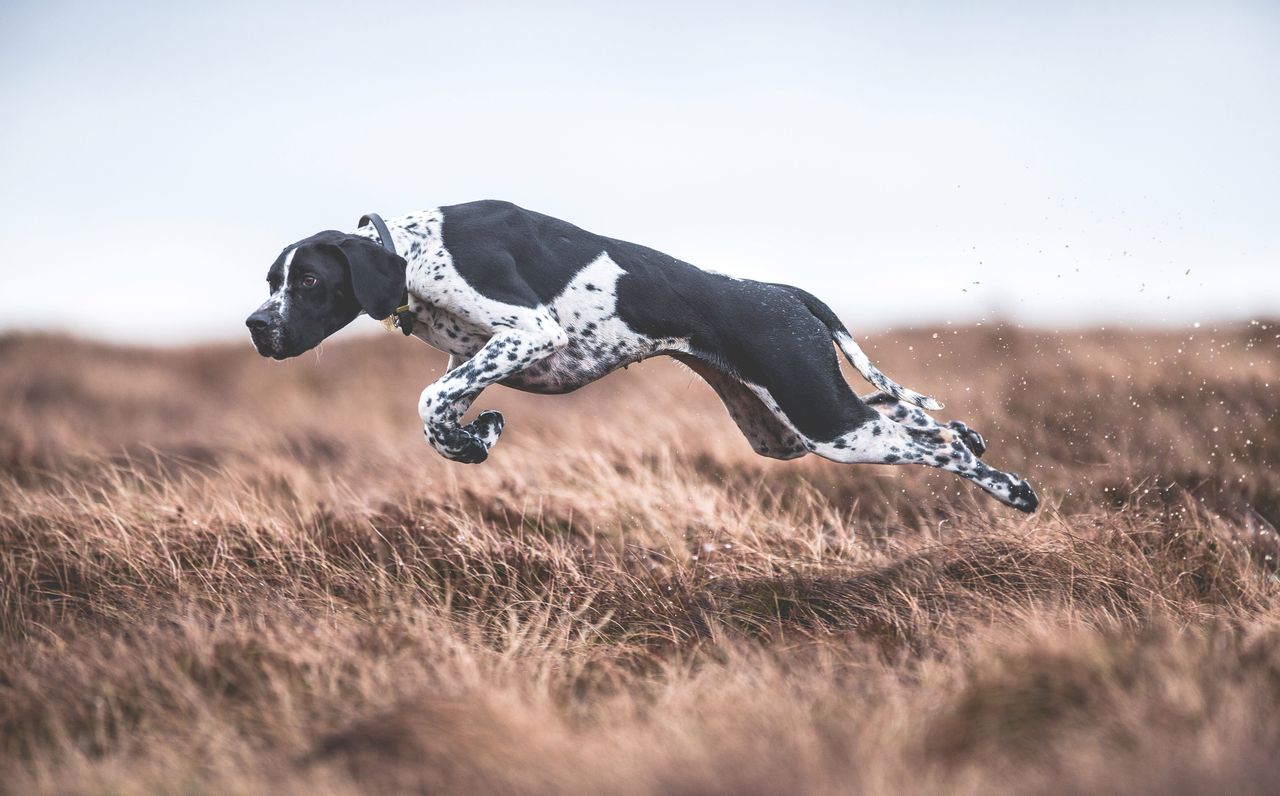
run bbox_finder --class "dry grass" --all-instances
[2,321,1279,795]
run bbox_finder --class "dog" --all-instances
[246,200,1038,512]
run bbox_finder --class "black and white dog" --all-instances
[246,200,1038,512]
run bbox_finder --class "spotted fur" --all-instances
[248,200,1039,512]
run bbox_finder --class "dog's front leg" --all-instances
[418,322,567,463]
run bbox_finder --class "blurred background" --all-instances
[1,0,1277,344]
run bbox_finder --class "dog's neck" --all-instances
[351,210,452,312]
[350,210,441,272]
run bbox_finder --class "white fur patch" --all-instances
[277,247,297,315]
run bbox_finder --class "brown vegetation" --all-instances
[1,321,1278,794]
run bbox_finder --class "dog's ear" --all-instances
[335,236,407,320]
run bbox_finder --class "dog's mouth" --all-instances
[249,324,326,361]
[249,326,290,360]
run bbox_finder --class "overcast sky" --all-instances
[1,1,1277,344]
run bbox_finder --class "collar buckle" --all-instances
[380,303,413,333]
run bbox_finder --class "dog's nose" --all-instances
[246,311,271,331]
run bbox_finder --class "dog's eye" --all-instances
[300,275,318,288]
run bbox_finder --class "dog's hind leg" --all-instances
[808,414,1038,512]
[862,392,988,457]
[678,283,1036,510]
[715,306,1032,509]
[726,367,1037,511]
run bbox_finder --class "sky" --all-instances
[1,0,1277,344]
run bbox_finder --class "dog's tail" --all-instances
[784,286,944,411]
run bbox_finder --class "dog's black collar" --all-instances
[358,213,396,255]
[358,212,414,336]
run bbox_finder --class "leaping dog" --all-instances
[246,200,1038,512]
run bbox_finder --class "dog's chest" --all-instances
[407,302,491,357]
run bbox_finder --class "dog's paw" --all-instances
[466,410,504,449]
[424,411,505,464]
[1005,474,1039,513]
[947,420,987,458]
[425,424,490,464]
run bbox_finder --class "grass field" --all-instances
[2,321,1278,794]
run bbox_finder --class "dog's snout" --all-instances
[246,311,272,332]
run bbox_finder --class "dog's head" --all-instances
[245,231,406,359]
